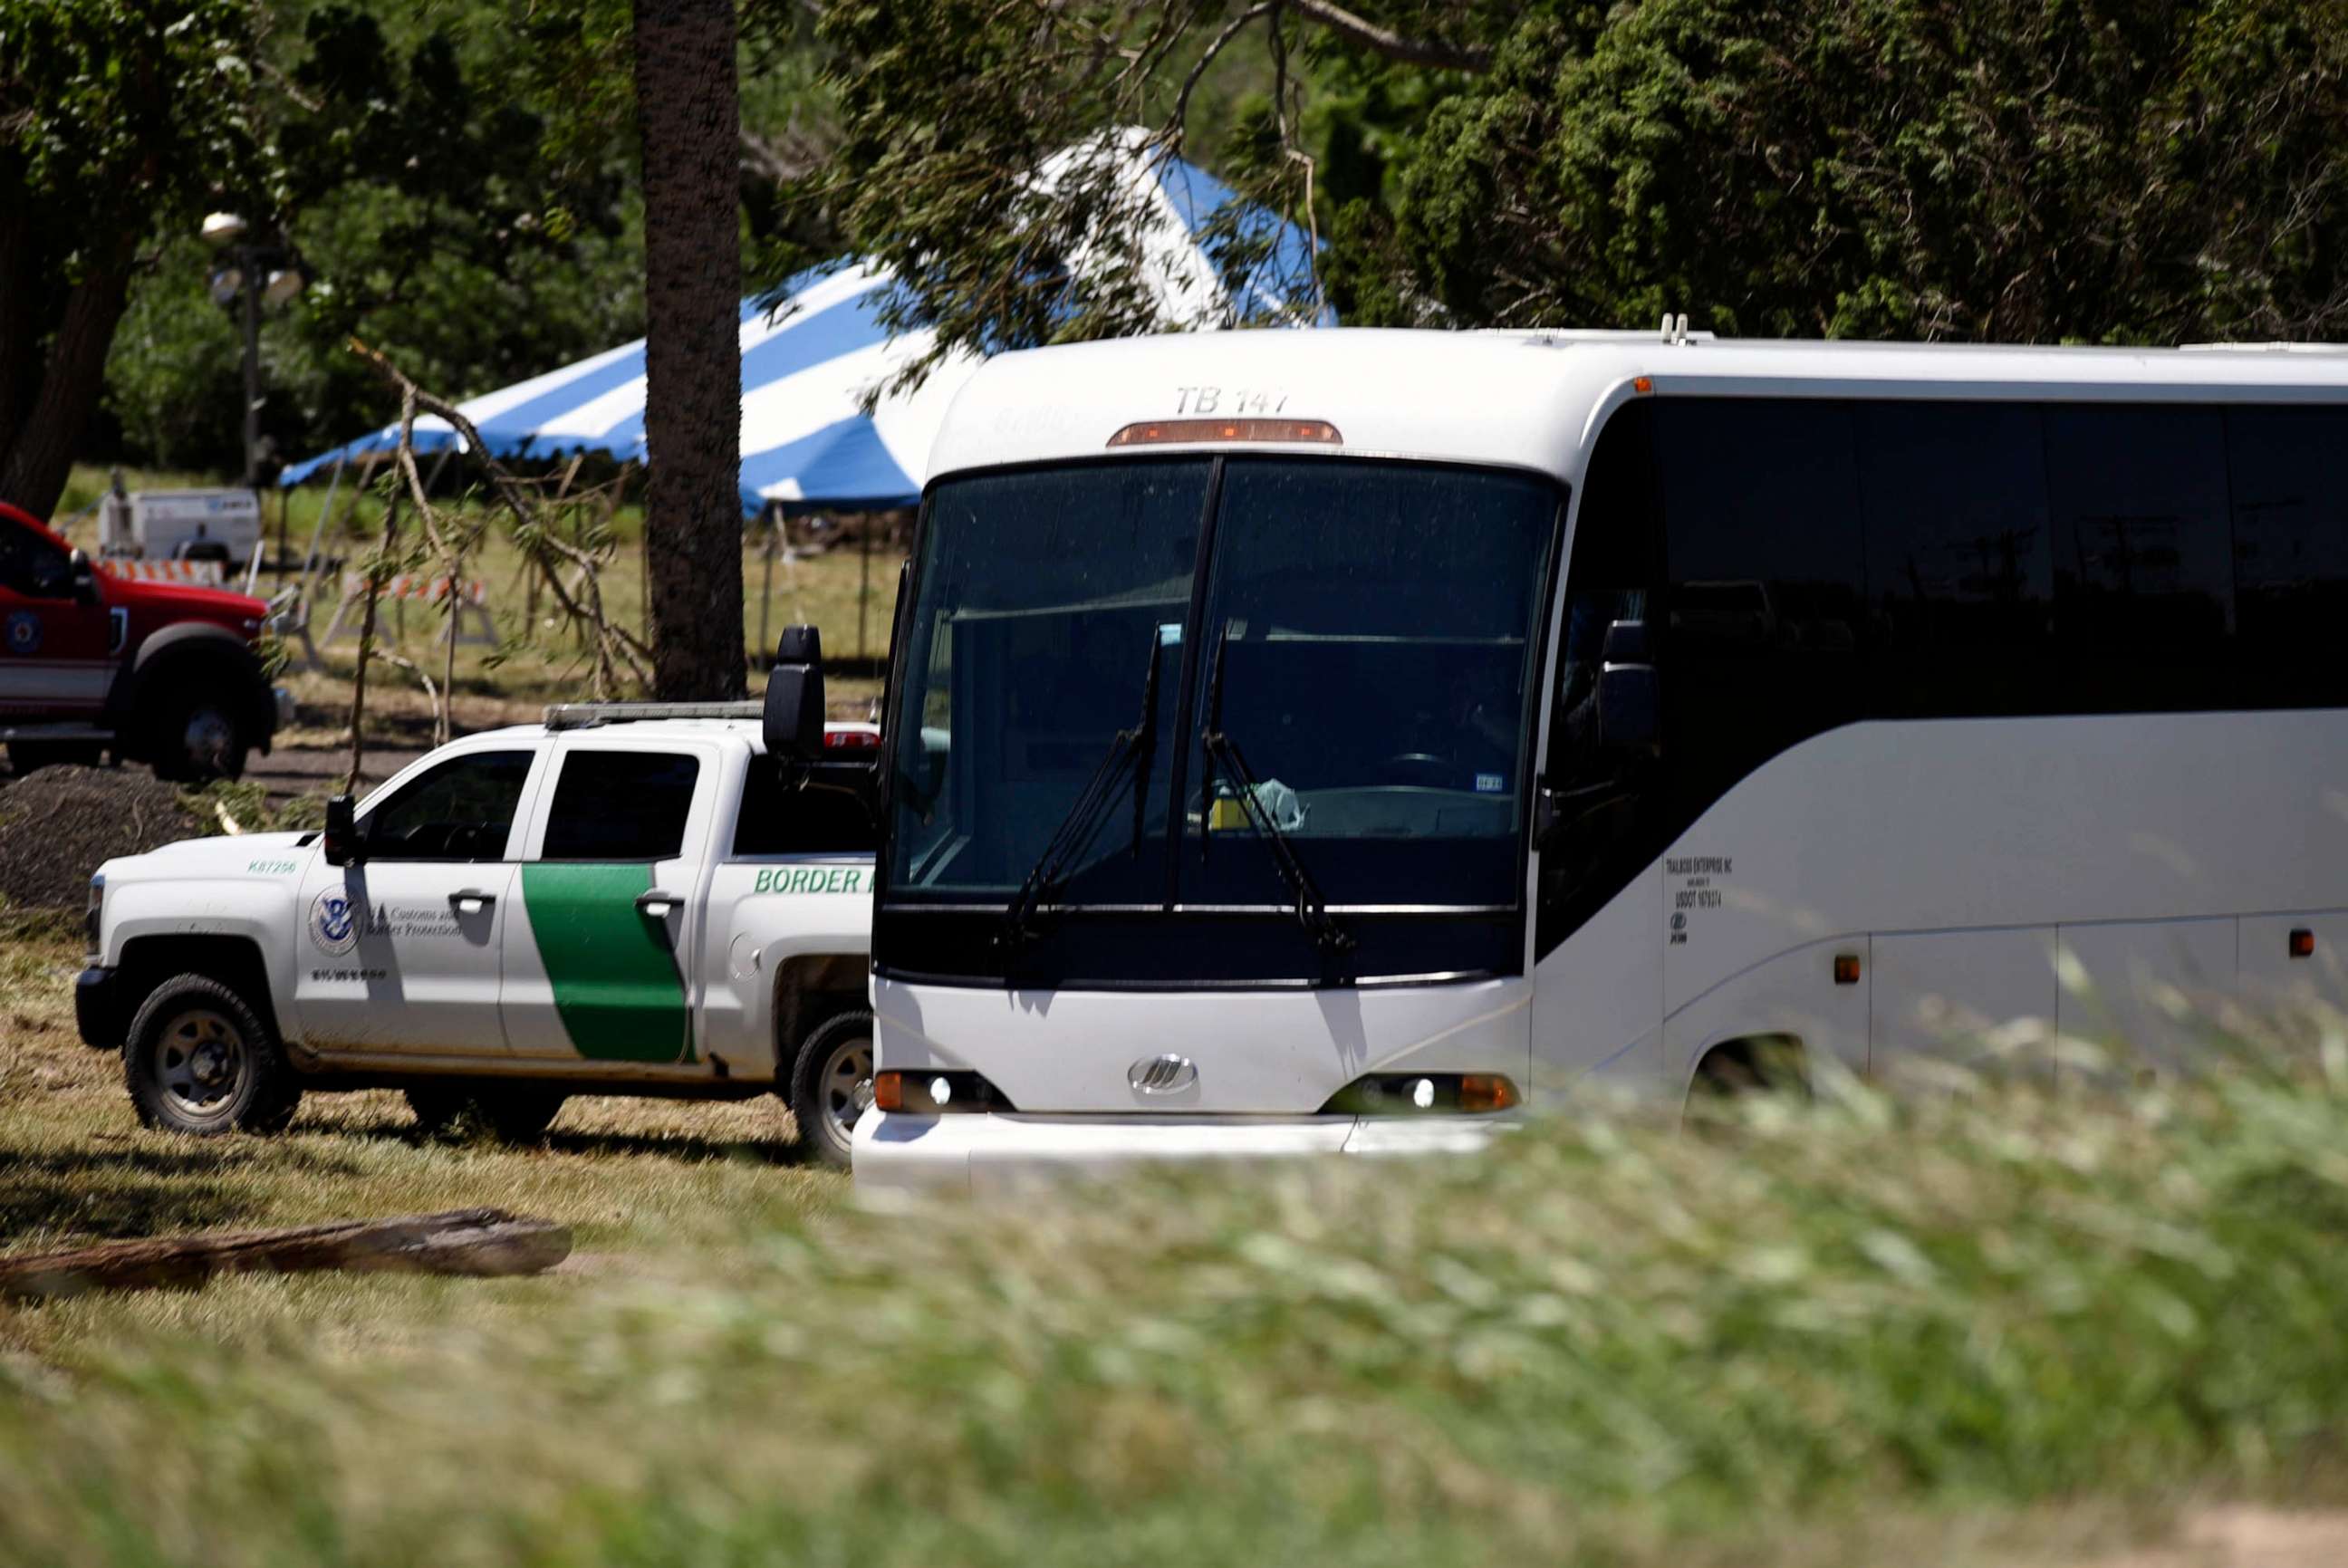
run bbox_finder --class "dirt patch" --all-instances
[0,765,205,911]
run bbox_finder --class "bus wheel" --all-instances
[1691,1036,1810,1101]
[789,1010,875,1169]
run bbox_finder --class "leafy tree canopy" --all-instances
[797,0,2348,389]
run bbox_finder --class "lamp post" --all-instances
[200,212,304,495]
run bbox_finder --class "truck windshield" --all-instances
[888,456,1560,930]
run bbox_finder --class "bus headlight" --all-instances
[1321,1073,1521,1116]
[872,1070,1015,1115]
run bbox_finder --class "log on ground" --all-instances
[0,1207,573,1302]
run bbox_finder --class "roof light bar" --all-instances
[1108,418,1342,447]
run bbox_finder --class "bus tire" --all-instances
[1690,1036,1809,1101]
[122,973,300,1135]
[789,1009,875,1169]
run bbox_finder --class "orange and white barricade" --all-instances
[313,571,498,659]
[101,558,227,586]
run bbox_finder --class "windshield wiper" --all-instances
[1199,624,1355,957]
[1002,628,1164,946]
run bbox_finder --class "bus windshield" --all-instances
[887,457,1560,928]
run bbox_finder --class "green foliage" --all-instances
[1368,0,2348,341]
[13,1043,2348,1562]
[812,0,2348,352]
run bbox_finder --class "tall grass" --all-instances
[9,1020,2348,1565]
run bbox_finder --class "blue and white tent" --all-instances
[281,136,1323,516]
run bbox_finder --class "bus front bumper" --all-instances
[851,1109,1506,1198]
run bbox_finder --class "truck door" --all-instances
[293,746,541,1053]
[0,505,117,721]
[502,739,717,1063]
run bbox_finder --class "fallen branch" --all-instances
[0,1208,573,1303]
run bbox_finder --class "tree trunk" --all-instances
[0,162,46,472]
[632,0,747,699]
[0,255,132,520]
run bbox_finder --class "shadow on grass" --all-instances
[297,1106,811,1168]
[0,1138,386,1248]
[0,1150,255,1248]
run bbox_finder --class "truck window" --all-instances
[539,750,700,861]
[362,750,534,861]
[731,755,875,856]
[0,518,72,599]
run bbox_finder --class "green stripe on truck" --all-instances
[519,862,693,1063]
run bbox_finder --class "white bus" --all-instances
[847,328,2348,1194]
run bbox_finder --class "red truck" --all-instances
[0,499,291,780]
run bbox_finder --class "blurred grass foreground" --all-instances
[10,1023,2348,1566]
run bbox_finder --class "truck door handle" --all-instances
[450,890,496,915]
[636,890,680,919]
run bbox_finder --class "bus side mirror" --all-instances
[1597,620,1659,753]
[322,795,361,867]
[764,624,825,763]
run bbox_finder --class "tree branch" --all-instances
[1283,0,1492,72]
[1171,2,1275,147]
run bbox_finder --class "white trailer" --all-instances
[852,327,2348,1194]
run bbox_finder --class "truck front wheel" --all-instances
[789,1010,874,1169]
[122,974,300,1135]
[147,680,249,781]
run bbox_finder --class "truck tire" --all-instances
[146,678,249,782]
[122,974,300,1136]
[789,1009,875,1169]
[405,1085,567,1145]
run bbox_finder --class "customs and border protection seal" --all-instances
[4,610,39,656]
[310,888,360,956]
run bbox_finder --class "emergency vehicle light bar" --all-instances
[544,700,764,730]
[542,701,881,748]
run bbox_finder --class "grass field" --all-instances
[10,891,2348,1564]
[0,909,842,1368]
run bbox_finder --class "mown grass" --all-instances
[0,914,843,1371]
[9,917,2348,1564]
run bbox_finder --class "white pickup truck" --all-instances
[74,679,885,1165]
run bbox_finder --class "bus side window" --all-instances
[1538,399,1662,956]
[1654,399,1867,818]
[2228,406,2348,707]
[1855,401,2054,719]
[2045,405,2235,713]
[1548,399,1660,787]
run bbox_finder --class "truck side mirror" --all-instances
[763,624,826,763]
[322,795,361,867]
[1597,619,1660,753]
[67,547,98,605]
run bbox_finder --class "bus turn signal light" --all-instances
[1108,418,1342,447]
[1458,1074,1520,1114]
[1321,1073,1521,1116]
[2291,928,2316,959]
[1833,953,1862,985]
[872,1070,1014,1115]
